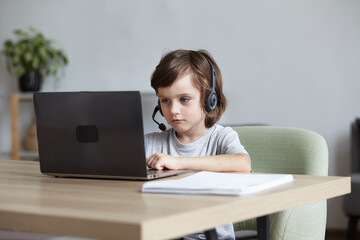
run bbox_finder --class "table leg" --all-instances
[11,94,20,160]
[204,229,218,239]
[347,215,358,240]
[257,215,270,240]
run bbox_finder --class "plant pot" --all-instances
[19,71,42,92]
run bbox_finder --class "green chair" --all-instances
[232,126,329,240]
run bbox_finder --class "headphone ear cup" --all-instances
[205,92,218,112]
[157,100,164,116]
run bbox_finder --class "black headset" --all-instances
[152,53,218,131]
[203,55,218,112]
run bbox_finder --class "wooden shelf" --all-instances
[10,93,38,160]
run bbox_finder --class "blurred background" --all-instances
[0,0,359,235]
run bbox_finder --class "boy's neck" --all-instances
[175,127,209,144]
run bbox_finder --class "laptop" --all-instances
[33,91,186,180]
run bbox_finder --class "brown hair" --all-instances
[150,49,227,128]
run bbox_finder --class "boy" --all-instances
[145,49,251,240]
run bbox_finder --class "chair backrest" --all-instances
[351,119,360,173]
[232,126,329,239]
[232,126,329,176]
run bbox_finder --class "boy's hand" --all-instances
[146,152,181,170]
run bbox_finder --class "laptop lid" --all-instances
[34,91,157,180]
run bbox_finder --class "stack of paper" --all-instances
[141,171,294,196]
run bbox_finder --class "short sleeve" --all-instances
[217,127,248,155]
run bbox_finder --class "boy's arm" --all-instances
[146,152,251,172]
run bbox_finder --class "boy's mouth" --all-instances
[172,119,183,123]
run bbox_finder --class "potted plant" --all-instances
[2,27,68,92]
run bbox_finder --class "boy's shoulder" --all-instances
[145,129,172,141]
[207,124,238,141]
[211,124,236,135]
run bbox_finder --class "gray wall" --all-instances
[1,0,359,230]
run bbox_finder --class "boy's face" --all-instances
[157,72,207,139]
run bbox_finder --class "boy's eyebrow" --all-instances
[158,93,194,98]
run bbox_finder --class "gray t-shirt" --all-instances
[144,124,248,240]
[145,124,248,158]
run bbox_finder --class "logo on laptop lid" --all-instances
[76,125,99,143]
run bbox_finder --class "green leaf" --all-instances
[53,61,59,75]
[15,46,22,55]
[13,29,22,35]
[49,49,56,57]
[13,55,19,65]
[32,57,40,69]
[15,67,25,77]
[38,47,47,60]
[24,52,33,63]
[62,55,68,65]
[4,40,13,48]
[4,46,13,56]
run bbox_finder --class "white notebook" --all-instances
[142,171,294,196]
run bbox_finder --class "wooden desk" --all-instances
[0,160,350,240]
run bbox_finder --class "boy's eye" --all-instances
[161,99,170,104]
[181,97,190,103]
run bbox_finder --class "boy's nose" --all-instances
[170,102,180,115]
